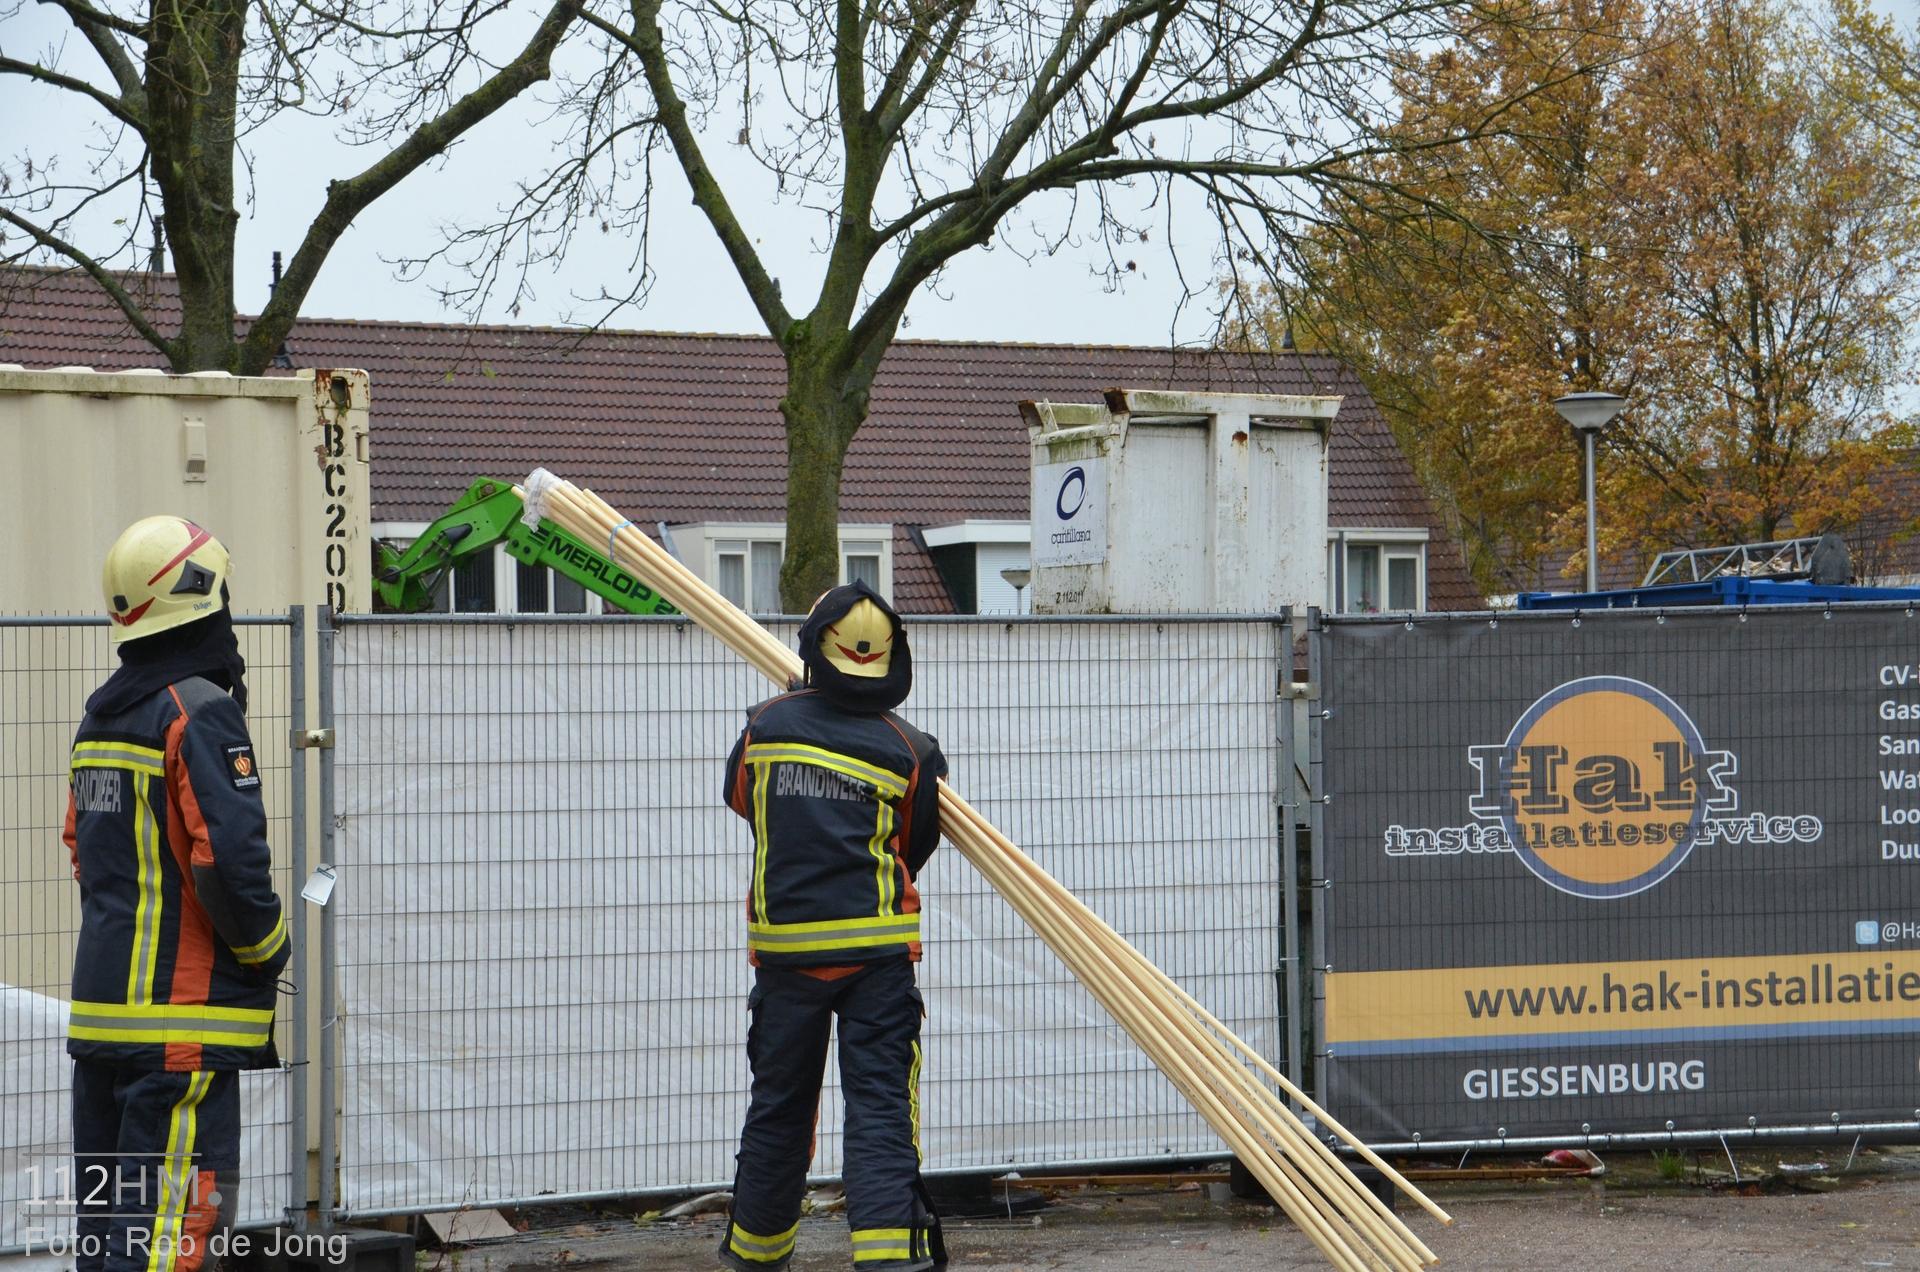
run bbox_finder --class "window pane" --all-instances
[1346,545,1381,613]
[846,553,880,589]
[553,572,589,613]
[424,554,453,613]
[718,554,746,608]
[1388,554,1419,611]
[516,561,549,613]
[751,541,783,612]
[453,551,496,613]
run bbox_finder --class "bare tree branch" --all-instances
[583,0,793,338]
[0,53,144,129]
[0,206,179,357]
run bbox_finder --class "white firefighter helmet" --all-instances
[101,516,231,644]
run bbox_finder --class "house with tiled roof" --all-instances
[0,265,1479,614]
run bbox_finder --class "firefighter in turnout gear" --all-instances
[66,516,289,1272]
[719,581,949,1272]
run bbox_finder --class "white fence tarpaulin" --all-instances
[328,615,1285,1216]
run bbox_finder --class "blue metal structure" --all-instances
[1516,576,1920,609]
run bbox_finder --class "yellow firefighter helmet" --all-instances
[817,596,896,678]
[101,516,231,644]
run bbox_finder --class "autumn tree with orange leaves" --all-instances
[1254,0,1918,596]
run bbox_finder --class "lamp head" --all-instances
[1553,391,1628,435]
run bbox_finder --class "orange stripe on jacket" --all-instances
[163,702,214,1072]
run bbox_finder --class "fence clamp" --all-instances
[292,728,336,750]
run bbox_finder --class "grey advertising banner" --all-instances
[1317,607,1920,1143]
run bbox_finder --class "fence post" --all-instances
[286,605,309,1231]
[316,607,338,1230]
[1278,611,1305,1092]
[1306,609,1328,1113]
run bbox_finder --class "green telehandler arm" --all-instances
[372,478,679,615]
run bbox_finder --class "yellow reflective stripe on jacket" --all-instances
[230,914,288,965]
[129,773,162,1004]
[743,743,908,799]
[868,798,897,917]
[72,740,165,775]
[851,1228,914,1261]
[69,999,274,1048]
[747,913,920,954]
[145,1071,212,1272]
[728,1220,797,1262]
[751,759,774,922]
[71,748,168,1004]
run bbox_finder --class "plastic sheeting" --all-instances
[330,617,1285,1214]
[0,984,292,1259]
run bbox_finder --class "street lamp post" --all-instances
[1552,391,1628,593]
[1000,566,1031,615]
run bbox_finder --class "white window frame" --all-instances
[673,522,896,611]
[711,537,787,614]
[1327,529,1429,615]
[841,538,886,592]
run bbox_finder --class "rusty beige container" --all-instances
[0,365,370,614]
[0,366,368,1058]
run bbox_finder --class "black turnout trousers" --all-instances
[72,1060,240,1272]
[724,957,942,1268]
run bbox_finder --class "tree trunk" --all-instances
[146,0,246,371]
[777,351,870,612]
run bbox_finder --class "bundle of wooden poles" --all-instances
[517,469,1450,1272]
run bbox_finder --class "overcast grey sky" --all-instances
[3,2,1235,346]
[4,0,1917,349]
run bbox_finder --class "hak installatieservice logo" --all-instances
[1383,675,1823,899]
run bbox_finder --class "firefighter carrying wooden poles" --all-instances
[719,581,950,1272]
[66,517,290,1272]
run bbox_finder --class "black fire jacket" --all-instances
[64,676,287,1071]
[724,689,947,967]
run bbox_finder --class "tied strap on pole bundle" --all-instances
[515,469,1450,1272]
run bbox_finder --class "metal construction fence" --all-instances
[321,612,1294,1218]
[13,600,1920,1244]
[0,614,305,1256]
[1312,604,1920,1154]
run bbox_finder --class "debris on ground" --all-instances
[658,1191,732,1220]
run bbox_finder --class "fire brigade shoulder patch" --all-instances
[226,744,261,790]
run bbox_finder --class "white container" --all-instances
[1022,389,1337,613]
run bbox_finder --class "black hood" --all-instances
[87,602,248,717]
[797,580,912,713]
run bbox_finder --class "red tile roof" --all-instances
[0,264,1480,610]
[890,525,954,614]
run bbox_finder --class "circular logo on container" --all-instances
[1498,675,1709,899]
[1056,466,1087,520]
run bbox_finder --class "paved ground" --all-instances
[441,1150,1920,1271]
